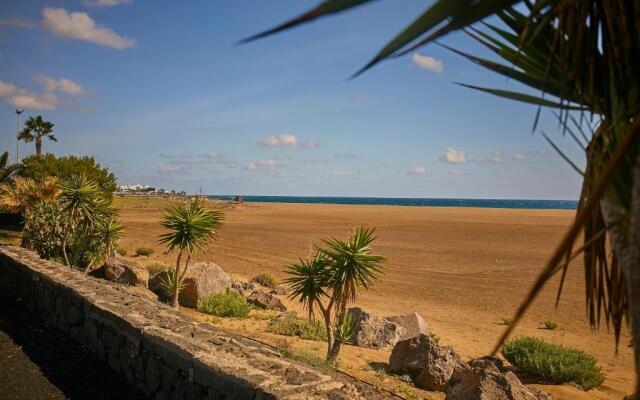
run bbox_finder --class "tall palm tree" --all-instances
[286,226,385,362]
[0,151,18,184]
[244,0,640,391]
[18,116,56,156]
[159,200,223,308]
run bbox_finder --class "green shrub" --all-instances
[500,317,513,326]
[252,273,278,289]
[199,291,252,318]
[116,247,127,256]
[543,320,558,330]
[429,331,440,344]
[147,263,171,276]
[502,337,605,390]
[268,314,327,341]
[278,340,332,371]
[135,247,154,256]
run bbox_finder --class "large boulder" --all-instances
[348,307,406,349]
[386,312,429,340]
[149,262,232,308]
[247,290,287,311]
[389,334,465,391]
[104,257,149,287]
[446,364,550,400]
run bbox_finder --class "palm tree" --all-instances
[0,151,18,184]
[89,216,124,272]
[58,174,108,267]
[159,200,223,308]
[286,226,385,362]
[244,1,640,391]
[18,116,56,156]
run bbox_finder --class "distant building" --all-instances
[116,184,183,196]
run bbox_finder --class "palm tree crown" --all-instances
[18,116,56,156]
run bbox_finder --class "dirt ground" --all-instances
[115,196,634,400]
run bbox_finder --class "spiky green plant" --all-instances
[285,226,385,363]
[159,199,223,308]
[0,151,18,184]
[18,115,56,156]
[244,1,640,391]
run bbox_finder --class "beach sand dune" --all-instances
[117,198,633,399]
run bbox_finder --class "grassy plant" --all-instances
[502,337,605,390]
[500,317,513,326]
[396,386,415,399]
[157,269,186,300]
[252,273,278,289]
[278,340,333,371]
[199,291,252,318]
[429,331,440,344]
[147,263,171,276]
[116,247,127,256]
[135,247,154,256]
[268,314,327,341]
[543,320,558,330]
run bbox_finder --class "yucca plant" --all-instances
[159,199,223,308]
[0,176,60,213]
[244,0,640,391]
[285,226,385,363]
[18,115,56,156]
[0,151,18,184]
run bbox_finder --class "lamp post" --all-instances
[15,109,23,164]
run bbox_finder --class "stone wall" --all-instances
[0,246,392,399]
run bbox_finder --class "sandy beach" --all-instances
[116,197,634,399]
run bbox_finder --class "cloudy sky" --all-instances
[0,1,585,199]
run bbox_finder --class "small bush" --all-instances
[116,247,127,256]
[147,263,171,276]
[268,314,327,341]
[278,340,332,370]
[252,273,277,289]
[502,336,605,390]
[543,320,558,330]
[500,317,513,326]
[199,291,252,318]
[135,247,154,256]
[429,331,440,344]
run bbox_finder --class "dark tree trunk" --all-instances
[601,152,640,396]
[35,138,42,156]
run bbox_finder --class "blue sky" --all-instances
[0,0,585,199]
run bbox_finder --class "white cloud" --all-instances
[330,170,353,177]
[0,17,36,29]
[244,159,278,171]
[157,163,189,174]
[449,168,467,176]
[439,147,467,164]
[475,151,504,164]
[411,52,443,73]
[83,0,132,7]
[0,80,58,110]
[513,153,527,161]
[42,7,135,49]
[407,166,428,175]
[36,75,86,96]
[199,152,237,168]
[258,133,318,149]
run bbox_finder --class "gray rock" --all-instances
[270,285,287,296]
[247,291,286,311]
[104,256,149,287]
[348,307,406,349]
[149,262,231,308]
[386,312,429,340]
[446,365,551,400]
[389,333,465,391]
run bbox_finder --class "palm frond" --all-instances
[159,199,223,254]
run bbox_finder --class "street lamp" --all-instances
[15,109,23,164]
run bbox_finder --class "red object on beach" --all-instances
[234,195,244,204]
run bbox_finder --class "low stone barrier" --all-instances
[0,246,392,399]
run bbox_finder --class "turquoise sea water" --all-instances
[207,196,577,210]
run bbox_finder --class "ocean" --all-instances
[206,196,577,210]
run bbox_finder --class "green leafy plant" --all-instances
[267,314,327,341]
[116,247,127,256]
[159,199,223,308]
[429,331,440,344]
[18,115,56,156]
[502,337,605,390]
[147,262,171,276]
[543,321,558,330]
[157,269,187,300]
[278,340,333,371]
[252,273,278,289]
[500,317,513,326]
[135,247,154,257]
[285,226,385,363]
[198,291,252,318]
